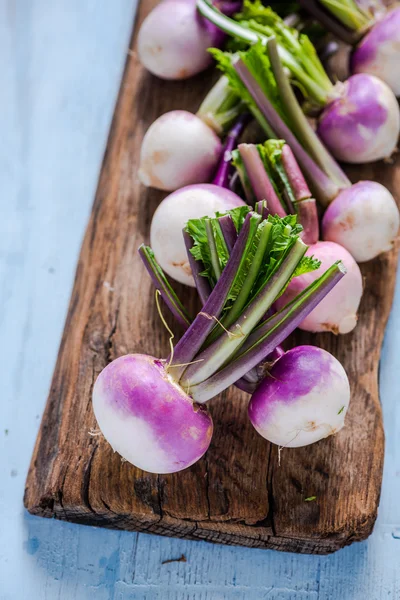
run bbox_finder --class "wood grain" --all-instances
[24,0,399,554]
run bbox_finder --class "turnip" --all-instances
[93,354,214,473]
[138,0,241,80]
[94,208,346,472]
[275,241,363,333]
[297,0,400,97]
[322,181,400,263]
[139,75,245,191]
[139,111,222,191]
[316,74,399,164]
[150,183,244,286]
[351,7,400,96]
[248,346,350,447]
[211,36,399,261]
[198,0,400,163]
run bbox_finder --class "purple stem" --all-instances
[171,213,254,378]
[255,200,270,219]
[234,377,257,394]
[218,214,238,251]
[234,59,343,206]
[281,144,312,202]
[183,231,212,306]
[190,262,346,401]
[296,199,319,245]
[138,245,192,329]
[238,144,286,217]
[180,239,307,386]
[281,144,319,244]
[212,114,250,188]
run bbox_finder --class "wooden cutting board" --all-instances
[24,0,400,554]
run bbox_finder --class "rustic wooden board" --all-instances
[24,0,400,554]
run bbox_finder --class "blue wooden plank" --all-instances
[0,1,399,599]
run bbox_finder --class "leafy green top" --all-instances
[185,207,320,318]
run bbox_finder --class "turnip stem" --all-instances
[255,199,270,219]
[183,232,212,306]
[297,0,362,42]
[234,58,344,206]
[218,214,238,251]
[196,0,330,104]
[171,213,257,377]
[138,245,192,328]
[266,38,350,190]
[280,144,319,244]
[206,219,222,280]
[238,143,286,216]
[296,199,319,245]
[281,144,312,202]
[219,221,273,331]
[212,114,250,188]
[196,75,243,134]
[180,238,307,387]
[190,261,346,401]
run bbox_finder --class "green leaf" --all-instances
[259,140,297,210]
[338,405,345,415]
[210,44,285,127]
[293,255,321,278]
[234,0,333,102]
[225,216,269,309]
[185,206,252,286]
[186,208,318,331]
[304,496,317,502]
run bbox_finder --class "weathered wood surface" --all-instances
[24,0,399,554]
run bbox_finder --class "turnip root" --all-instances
[139,111,222,191]
[317,74,399,164]
[351,7,400,97]
[150,184,244,286]
[248,346,350,447]
[322,181,399,262]
[93,354,213,474]
[275,241,362,334]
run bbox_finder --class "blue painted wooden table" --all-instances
[1,1,400,598]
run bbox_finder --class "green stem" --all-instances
[197,0,331,106]
[221,221,273,330]
[266,37,351,189]
[319,0,372,31]
[138,245,192,328]
[196,75,243,134]
[206,219,222,280]
[180,238,307,387]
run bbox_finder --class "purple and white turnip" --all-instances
[322,181,400,263]
[351,7,400,97]
[248,345,350,447]
[139,111,223,191]
[150,183,244,285]
[139,74,245,191]
[93,354,214,473]
[275,241,363,334]
[137,0,243,80]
